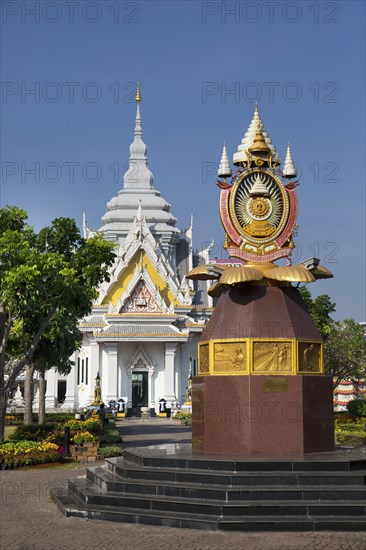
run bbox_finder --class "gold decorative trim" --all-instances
[97,332,187,338]
[79,323,107,327]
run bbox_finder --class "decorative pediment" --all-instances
[97,205,193,308]
[126,344,155,374]
[120,279,163,313]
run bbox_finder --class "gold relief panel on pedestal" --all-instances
[199,343,210,374]
[213,342,248,374]
[253,341,293,374]
[298,342,322,373]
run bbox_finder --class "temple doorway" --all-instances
[131,371,148,408]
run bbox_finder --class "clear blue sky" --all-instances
[1,0,365,321]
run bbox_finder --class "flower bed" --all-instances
[0,440,61,468]
[65,412,103,434]
[72,431,97,445]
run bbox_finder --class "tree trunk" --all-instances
[0,388,7,442]
[24,364,35,425]
[38,371,46,425]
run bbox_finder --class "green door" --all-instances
[131,372,148,407]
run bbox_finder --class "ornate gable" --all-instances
[120,279,163,314]
[98,204,192,310]
[126,344,155,371]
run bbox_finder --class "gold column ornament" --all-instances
[91,372,103,405]
[135,81,141,103]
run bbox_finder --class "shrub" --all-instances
[173,412,192,426]
[335,429,366,447]
[174,412,192,420]
[336,423,365,432]
[45,412,75,423]
[347,399,366,419]
[334,413,365,424]
[9,423,56,442]
[0,440,61,468]
[98,446,124,458]
[100,422,121,445]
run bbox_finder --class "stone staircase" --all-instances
[52,444,366,531]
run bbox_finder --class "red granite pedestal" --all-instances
[192,374,335,455]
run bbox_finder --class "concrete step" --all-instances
[67,477,366,518]
[51,445,366,532]
[120,446,366,473]
[51,488,366,532]
[106,458,366,487]
[86,466,366,502]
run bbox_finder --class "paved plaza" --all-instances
[0,419,365,550]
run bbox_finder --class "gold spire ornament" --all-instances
[248,122,271,155]
[135,82,141,103]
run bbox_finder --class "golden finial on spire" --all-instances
[248,121,270,154]
[135,82,141,103]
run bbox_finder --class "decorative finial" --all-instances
[136,200,144,222]
[233,107,280,167]
[248,122,271,154]
[218,141,232,178]
[282,142,297,179]
[135,81,141,103]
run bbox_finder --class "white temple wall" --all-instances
[175,345,182,404]
[180,336,200,402]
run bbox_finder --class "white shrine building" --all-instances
[43,96,213,414]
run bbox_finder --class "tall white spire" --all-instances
[217,142,232,178]
[101,85,180,247]
[123,86,154,189]
[282,143,297,179]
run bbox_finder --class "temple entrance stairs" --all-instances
[52,445,366,531]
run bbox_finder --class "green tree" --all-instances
[324,319,366,390]
[298,287,336,340]
[0,206,115,441]
[299,286,366,388]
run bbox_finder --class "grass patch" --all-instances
[24,459,82,471]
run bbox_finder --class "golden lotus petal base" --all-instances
[263,264,316,283]
[311,265,334,280]
[219,266,264,285]
[186,261,331,286]
[186,264,228,280]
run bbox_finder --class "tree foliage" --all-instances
[299,286,366,389]
[324,318,366,390]
[298,287,336,340]
[0,206,116,440]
